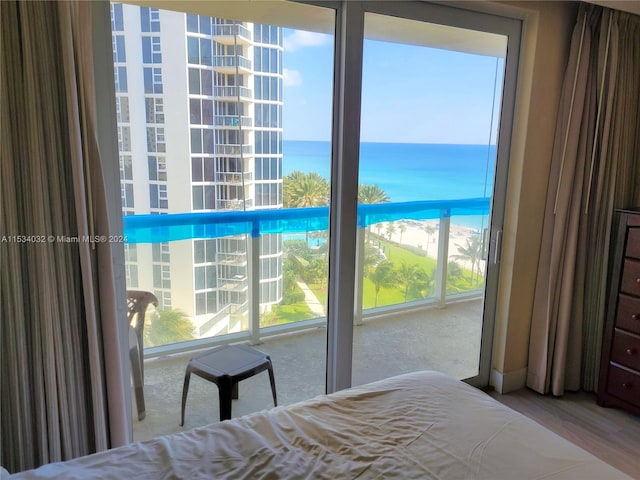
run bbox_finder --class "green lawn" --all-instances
[260,302,314,327]
[299,239,482,311]
[377,239,437,272]
[275,303,314,323]
[362,277,407,308]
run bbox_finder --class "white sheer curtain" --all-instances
[527,5,640,396]
[1,1,130,473]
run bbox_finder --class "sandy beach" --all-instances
[368,219,485,274]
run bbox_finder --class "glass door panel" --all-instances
[352,11,508,386]
[258,21,335,405]
[111,1,335,439]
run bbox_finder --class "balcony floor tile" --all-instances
[134,299,482,441]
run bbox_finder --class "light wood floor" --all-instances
[490,388,640,479]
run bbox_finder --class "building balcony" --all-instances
[215,115,253,129]
[215,171,253,185]
[216,198,254,210]
[212,24,252,44]
[216,251,248,266]
[213,86,252,101]
[122,199,491,439]
[134,298,482,440]
[215,144,253,156]
[213,55,252,74]
[218,274,248,292]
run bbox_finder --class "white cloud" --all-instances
[283,68,302,87]
[283,31,331,52]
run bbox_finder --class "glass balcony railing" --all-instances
[123,198,490,355]
[213,55,252,71]
[212,24,252,42]
[215,144,253,156]
[215,115,253,128]
[216,198,253,210]
[213,86,252,100]
[215,171,253,185]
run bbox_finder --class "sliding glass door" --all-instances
[352,9,509,386]
[326,1,520,390]
[107,1,520,432]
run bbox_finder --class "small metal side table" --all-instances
[180,344,277,425]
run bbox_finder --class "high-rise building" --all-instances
[111,4,284,340]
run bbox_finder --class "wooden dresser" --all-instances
[598,210,640,415]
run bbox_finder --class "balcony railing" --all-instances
[213,55,251,71]
[124,198,489,243]
[123,198,490,355]
[215,144,253,156]
[216,251,248,265]
[218,275,248,292]
[196,305,231,337]
[213,86,252,100]
[212,24,252,42]
[215,115,253,128]
[215,171,253,184]
[216,198,254,210]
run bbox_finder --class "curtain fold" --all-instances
[1,1,130,473]
[527,5,640,396]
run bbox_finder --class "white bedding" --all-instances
[9,371,630,479]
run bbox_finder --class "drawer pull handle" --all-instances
[626,348,636,355]
[633,314,638,320]
[622,383,632,389]
[636,278,640,284]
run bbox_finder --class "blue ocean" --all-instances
[283,140,497,228]
[283,140,496,203]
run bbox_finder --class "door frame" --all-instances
[324,0,522,392]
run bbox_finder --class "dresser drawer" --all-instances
[626,227,640,259]
[616,294,640,335]
[620,259,640,297]
[611,330,640,371]
[606,364,640,405]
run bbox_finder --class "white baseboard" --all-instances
[490,367,527,394]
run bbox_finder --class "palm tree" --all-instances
[424,224,437,245]
[304,257,327,287]
[283,171,329,244]
[283,171,329,208]
[145,309,195,347]
[362,240,381,278]
[446,261,464,293]
[399,224,407,244]
[283,262,297,294]
[407,267,436,299]
[358,185,390,247]
[409,268,435,299]
[385,222,396,241]
[369,261,396,307]
[396,262,430,301]
[452,235,483,285]
[358,184,390,204]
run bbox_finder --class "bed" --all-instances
[7,371,630,479]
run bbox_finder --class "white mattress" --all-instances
[9,371,630,479]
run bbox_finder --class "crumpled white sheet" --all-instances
[9,371,630,479]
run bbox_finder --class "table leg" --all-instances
[232,382,239,399]
[180,368,191,426]
[218,377,233,421]
[267,359,277,407]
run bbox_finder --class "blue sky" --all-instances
[282,29,504,145]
